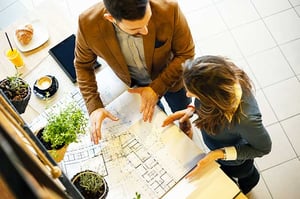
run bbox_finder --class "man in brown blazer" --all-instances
[74,0,195,144]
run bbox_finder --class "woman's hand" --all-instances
[162,106,195,127]
[162,107,195,138]
[185,149,225,180]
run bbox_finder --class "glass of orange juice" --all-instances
[5,48,24,68]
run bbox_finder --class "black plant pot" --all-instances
[11,87,31,114]
[0,78,31,114]
[36,128,67,162]
[71,170,109,199]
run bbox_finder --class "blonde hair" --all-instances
[183,56,253,135]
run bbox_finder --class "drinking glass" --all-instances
[5,48,24,68]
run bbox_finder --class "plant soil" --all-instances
[72,170,108,199]
[0,78,29,101]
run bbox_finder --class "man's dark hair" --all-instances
[103,0,148,21]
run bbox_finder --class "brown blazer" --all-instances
[74,0,195,114]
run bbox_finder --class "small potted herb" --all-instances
[71,170,108,199]
[133,192,141,199]
[0,72,31,114]
[36,102,88,162]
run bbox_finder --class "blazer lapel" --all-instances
[99,21,129,74]
[143,19,155,73]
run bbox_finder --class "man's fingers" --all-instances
[90,108,118,145]
[128,87,141,94]
[140,101,146,113]
[91,132,99,144]
[129,87,159,122]
[106,112,119,121]
[143,103,154,122]
[91,122,97,143]
[92,120,102,144]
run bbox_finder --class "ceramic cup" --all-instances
[36,76,52,91]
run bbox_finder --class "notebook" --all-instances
[49,34,101,83]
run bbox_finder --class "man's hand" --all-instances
[90,108,118,144]
[128,87,159,122]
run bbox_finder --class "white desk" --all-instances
[0,1,80,124]
[0,1,246,199]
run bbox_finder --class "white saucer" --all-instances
[14,20,49,52]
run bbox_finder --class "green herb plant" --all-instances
[79,171,104,193]
[42,102,88,148]
[6,72,27,91]
[0,72,29,101]
[133,192,141,199]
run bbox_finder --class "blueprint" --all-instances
[29,69,205,199]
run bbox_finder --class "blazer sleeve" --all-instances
[74,14,104,115]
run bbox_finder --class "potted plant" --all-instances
[133,192,141,199]
[0,72,31,114]
[36,102,88,162]
[71,170,108,199]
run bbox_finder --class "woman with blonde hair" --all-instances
[162,55,272,194]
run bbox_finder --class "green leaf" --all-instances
[42,102,88,148]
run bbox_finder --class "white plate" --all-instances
[14,20,49,52]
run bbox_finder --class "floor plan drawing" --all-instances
[29,87,205,199]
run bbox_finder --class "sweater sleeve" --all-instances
[235,112,272,160]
